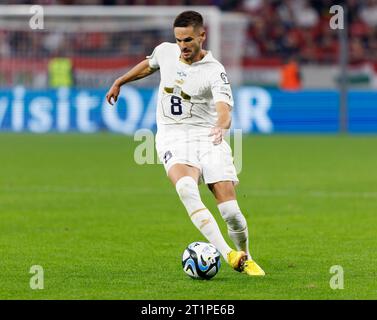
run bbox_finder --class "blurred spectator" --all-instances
[0,31,10,57]
[48,57,73,87]
[349,38,367,64]
[279,56,302,90]
[292,0,319,27]
[243,0,263,12]
[360,0,377,26]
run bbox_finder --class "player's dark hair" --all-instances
[173,11,204,29]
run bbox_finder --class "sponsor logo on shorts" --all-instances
[163,151,173,164]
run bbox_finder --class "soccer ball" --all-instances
[182,241,221,280]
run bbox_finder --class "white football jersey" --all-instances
[147,42,234,134]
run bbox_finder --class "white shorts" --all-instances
[155,127,239,185]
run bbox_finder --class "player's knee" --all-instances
[175,176,198,200]
[175,176,205,213]
[218,200,247,231]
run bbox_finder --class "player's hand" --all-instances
[106,83,120,106]
[209,127,226,145]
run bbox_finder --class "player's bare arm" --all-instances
[106,59,158,105]
[209,101,232,145]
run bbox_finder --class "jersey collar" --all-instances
[179,50,213,66]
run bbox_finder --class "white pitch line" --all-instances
[1,186,377,198]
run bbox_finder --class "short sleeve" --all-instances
[210,69,234,107]
[146,44,162,70]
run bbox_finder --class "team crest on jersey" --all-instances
[163,151,173,164]
[177,71,187,78]
[220,72,230,84]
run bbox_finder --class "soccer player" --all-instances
[106,11,265,276]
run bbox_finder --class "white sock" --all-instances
[175,176,232,260]
[218,200,252,260]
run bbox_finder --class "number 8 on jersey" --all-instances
[161,89,193,122]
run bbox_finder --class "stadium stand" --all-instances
[1,0,377,88]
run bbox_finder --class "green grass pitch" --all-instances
[0,133,376,299]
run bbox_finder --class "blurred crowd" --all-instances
[0,29,165,60]
[242,0,377,64]
[1,0,377,64]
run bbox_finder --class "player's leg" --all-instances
[208,181,265,276]
[208,181,251,259]
[199,137,265,276]
[168,163,234,262]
